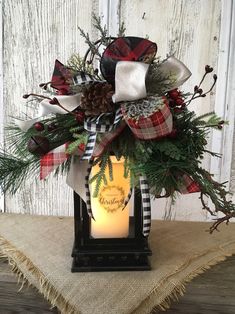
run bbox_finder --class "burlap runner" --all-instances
[0,214,235,314]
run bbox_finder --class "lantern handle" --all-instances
[83,37,117,68]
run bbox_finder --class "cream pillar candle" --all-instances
[90,156,130,238]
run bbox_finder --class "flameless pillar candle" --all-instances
[90,157,130,238]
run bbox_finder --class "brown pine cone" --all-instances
[80,82,114,116]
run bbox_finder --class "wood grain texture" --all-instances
[210,0,235,190]
[3,0,99,215]
[0,258,58,313]
[119,0,221,221]
[154,255,235,314]
[0,0,4,213]
[2,0,225,221]
[0,255,235,313]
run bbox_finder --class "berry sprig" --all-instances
[39,77,69,91]
[186,65,217,106]
[23,93,77,116]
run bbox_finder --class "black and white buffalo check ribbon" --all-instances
[73,72,104,86]
[140,175,151,237]
[121,175,151,236]
[82,108,123,160]
[122,188,133,210]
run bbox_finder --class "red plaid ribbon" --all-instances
[178,174,200,194]
[39,124,125,179]
[100,37,157,84]
[51,59,74,92]
[122,98,173,140]
[40,144,69,180]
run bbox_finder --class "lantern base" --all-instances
[71,240,152,272]
[72,191,152,272]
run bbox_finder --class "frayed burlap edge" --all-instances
[133,242,235,314]
[1,235,235,314]
[0,236,78,314]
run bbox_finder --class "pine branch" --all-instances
[0,152,40,194]
[78,26,101,58]
[89,154,109,197]
[92,13,110,46]
[107,156,113,181]
[118,22,126,37]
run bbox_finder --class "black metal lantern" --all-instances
[71,188,152,272]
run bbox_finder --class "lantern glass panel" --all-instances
[90,156,130,239]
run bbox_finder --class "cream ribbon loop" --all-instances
[156,56,192,91]
[112,61,149,103]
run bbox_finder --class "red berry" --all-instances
[168,89,180,99]
[56,88,68,95]
[168,129,177,138]
[75,111,85,123]
[34,122,44,131]
[169,100,176,108]
[205,65,213,73]
[49,98,59,105]
[47,123,57,132]
[174,108,183,113]
[194,85,199,92]
[175,97,184,106]
[79,143,85,151]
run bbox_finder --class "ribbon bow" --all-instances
[18,52,191,237]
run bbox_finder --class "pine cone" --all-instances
[80,82,114,116]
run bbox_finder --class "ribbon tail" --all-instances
[82,132,97,160]
[122,188,133,211]
[85,159,95,220]
[66,158,88,202]
[40,144,68,180]
[139,175,151,237]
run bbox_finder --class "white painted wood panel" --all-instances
[119,0,221,221]
[3,0,232,222]
[3,0,99,215]
[0,0,4,212]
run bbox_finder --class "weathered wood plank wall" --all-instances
[118,0,221,221]
[2,0,224,221]
[0,0,4,213]
[3,0,99,215]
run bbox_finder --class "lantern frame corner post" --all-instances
[71,190,152,272]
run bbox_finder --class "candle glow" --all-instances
[90,156,130,238]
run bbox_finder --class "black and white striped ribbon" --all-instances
[139,175,151,237]
[122,188,133,210]
[82,108,123,160]
[72,72,103,86]
[85,159,95,220]
[81,132,97,160]
[84,108,122,133]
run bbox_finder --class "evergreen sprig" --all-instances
[0,152,40,194]
[89,154,110,197]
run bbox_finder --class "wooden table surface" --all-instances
[0,256,235,314]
